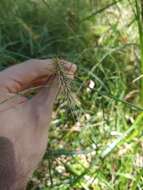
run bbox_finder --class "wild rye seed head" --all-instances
[53,58,78,121]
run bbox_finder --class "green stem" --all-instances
[135,0,143,106]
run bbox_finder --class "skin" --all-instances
[0,59,76,190]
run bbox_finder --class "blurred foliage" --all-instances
[0,0,143,189]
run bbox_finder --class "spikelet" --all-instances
[53,58,78,121]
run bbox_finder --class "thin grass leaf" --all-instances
[101,112,143,158]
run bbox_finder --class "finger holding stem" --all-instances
[27,59,77,128]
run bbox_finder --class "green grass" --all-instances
[0,0,143,190]
[130,0,143,106]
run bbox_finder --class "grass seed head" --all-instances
[53,58,78,121]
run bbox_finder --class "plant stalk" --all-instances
[135,0,143,106]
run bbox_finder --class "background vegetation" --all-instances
[0,0,143,189]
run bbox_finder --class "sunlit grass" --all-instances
[0,0,142,190]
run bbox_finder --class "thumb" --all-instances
[29,75,60,127]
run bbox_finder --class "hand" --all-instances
[0,59,76,190]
